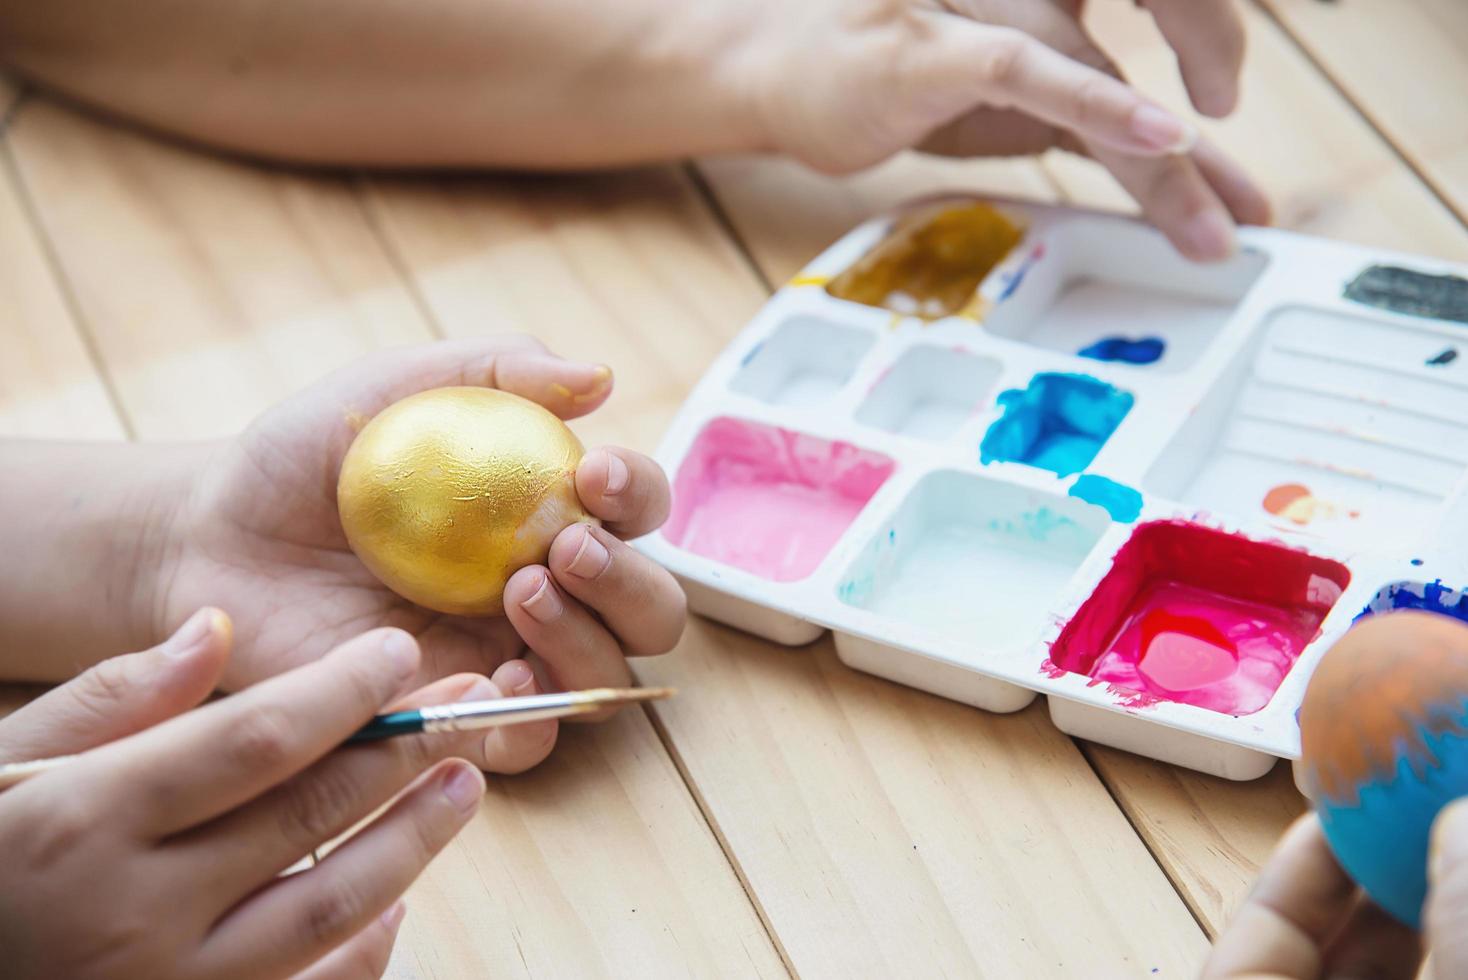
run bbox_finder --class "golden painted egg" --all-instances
[337,387,594,616]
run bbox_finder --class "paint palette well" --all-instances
[638,196,1468,780]
[983,217,1268,372]
[839,473,1107,654]
[1049,521,1350,715]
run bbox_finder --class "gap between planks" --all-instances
[1252,0,1468,237]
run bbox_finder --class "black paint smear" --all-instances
[1344,265,1468,323]
[1428,348,1459,366]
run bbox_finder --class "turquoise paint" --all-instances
[1068,475,1143,522]
[1318,710,1468,927]
[979,373,1134,477]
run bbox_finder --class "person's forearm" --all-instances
[0,0,771,168]
[0,441,204,681]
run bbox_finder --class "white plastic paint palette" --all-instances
[637,196,1468,779]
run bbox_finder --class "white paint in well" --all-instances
[839,471,1108,662]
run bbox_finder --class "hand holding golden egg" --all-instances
[337,386,597,616]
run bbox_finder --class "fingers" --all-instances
[166,673,495,893]
[1141,0,1247,118]
[1202,814,1356,978]
[478,660,559,774]
[1191,136,1272,227]
[547,524,685,659]
[1320,897,1421,979]
[289,902,406,980]
[260,336,614,481]
[85,628,423,835]
[325,338,612,423]
[576,447,671,539]
[196,759,482,980]
[1087,140,1238,262]
[503,567,631,696]
[1428,799,1468,978]
[0,608,230,763]
[937,23,1197,157]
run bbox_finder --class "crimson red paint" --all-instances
[1049,520,1350,714]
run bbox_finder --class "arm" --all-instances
[0,0,766,168]
[0,440,199,680]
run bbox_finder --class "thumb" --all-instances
[0,608,232,762]
[1427,799,1468,976]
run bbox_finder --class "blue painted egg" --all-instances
[1298,610,1468,926]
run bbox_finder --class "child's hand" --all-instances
[1203,814,1423,978]
[745,0,1267,261]
[0,609,494,980]
[146,336,684,771]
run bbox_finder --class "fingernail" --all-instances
[1431,800,1468,885]
[457,677,499,703]
[602,452,629,496]
[1130,104,1196,153]
[566,526,611,579]
[1181,209,1236,261]
[380,900,407,930]
[381,630,420,681]
[442,762,484,812]
[500,660,536,696]
[166,608,217,657]
[521,573,563,624]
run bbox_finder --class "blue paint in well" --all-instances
[1356,580,1468,624]
[1068,475,1143,523]
[1077,336,1166,366]
[979,373,1134,477]
[1412,558,1426,567]
[1318,709,1468,927]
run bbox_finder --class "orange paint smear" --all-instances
[1263,482,1354,526]
[1301,613,1468,803]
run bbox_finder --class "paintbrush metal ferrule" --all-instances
[419,687,675,734]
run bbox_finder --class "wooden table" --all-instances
[1,2,1462,975]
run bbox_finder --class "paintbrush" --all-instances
[0,686,675,790]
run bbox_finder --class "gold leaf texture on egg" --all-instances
[337,387,594,616]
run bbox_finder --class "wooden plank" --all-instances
[6,99,433,438]
[1260,0,1468,227]
[0,115,122,439]
[373,156,1209,973]
[1084,747,1304,931]
[1045,1,1468,261]
[360,168,760,454]
[8,99,784,978]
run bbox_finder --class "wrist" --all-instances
[628,1,775,159]
[119,442,217,655]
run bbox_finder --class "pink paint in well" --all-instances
[663,418,894,582]
[1049,520,1350,715]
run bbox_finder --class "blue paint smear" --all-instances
[979,373,1134,477]
[1318,704,1468,927]
[738,341,764,368]
[1077,336,1166,366]
[1068,475,1143,522]
[1412,559,1426,567]
[1356,580,1468,624]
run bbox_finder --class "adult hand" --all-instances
[0,609,495,980]
[749,0,1268,261]
[152,336,685,772]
